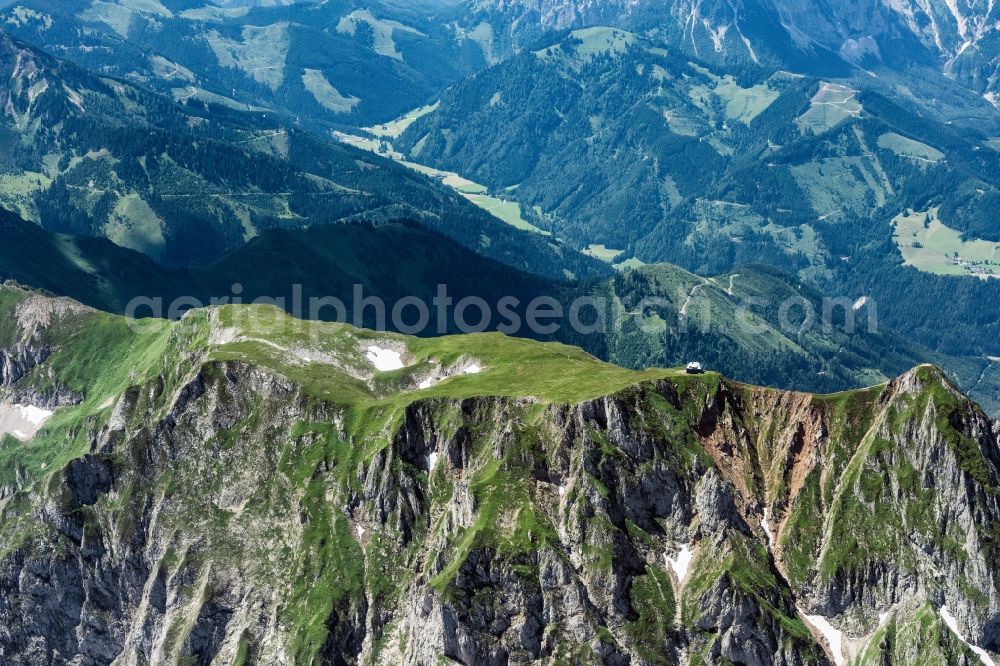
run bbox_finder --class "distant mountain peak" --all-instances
[470,0,1000,98]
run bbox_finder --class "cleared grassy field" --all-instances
[463,193,548,235]
[365,103,439,139]
[149,55,195,83]
[581,245,647,271]
[334,131,549,234]
[402,161,486,194]
[334,132,486,194]
[103,194,166,259]
[791,155,889,217]
[614,257,647,272]
[716,76,780,124]
[662,106,703,137]
[334,132,385,154]
[335,9,423,61]
[877,133,943,163]
[797,82,861,135]
[0,172,49,221]
[302,69,359,114]
[80,1,153,38]
[173,86,257,110]
[685,65,781,127]
[892,207,1000,279]
[584,244,624,262]
[179,6,249,20]
[535,27,637,66]
[205,23,290,91]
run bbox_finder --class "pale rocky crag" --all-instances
[470,0,1000,101]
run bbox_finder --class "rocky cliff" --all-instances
[469,0,1000,102]
[0,284,997,665]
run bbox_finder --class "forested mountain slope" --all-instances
[398,27,1000,362]
[0,210,566,328]
[0,0,487,128]
[5,0,999,128]
[0,31,604,278]
[465,0,1000,117]
[0,285,998,664]
[400,28,999,264]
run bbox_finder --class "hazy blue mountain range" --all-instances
[3,0,998,131]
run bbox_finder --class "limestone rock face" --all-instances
[470,0,1000,100]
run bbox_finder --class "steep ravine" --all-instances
[0,288,998,665]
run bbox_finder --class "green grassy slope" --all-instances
[0,284,683,484]
[592,262,1000,414]
[0,283,992,483]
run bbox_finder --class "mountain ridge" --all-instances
[0,8,997,664]
[0,284,998,664]
[8,204,1000,414]
[465,0,1000,109]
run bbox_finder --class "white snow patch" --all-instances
[805,615,845,666]
[412,360,481,391]
[666,544,694,582]
[18,405,52,426]
[357,525,366,537]
[853,296,869,311]
[879,611,891,626]
[558,485,566,497]
[428,452,439,470]
[366,346,405,372]
[0,403,54,441]
[941,606,996,666]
